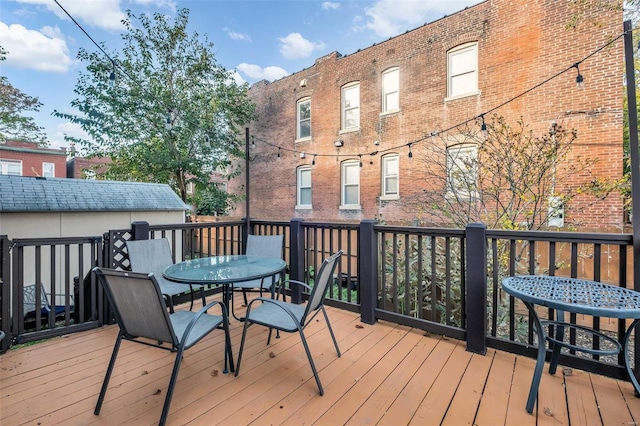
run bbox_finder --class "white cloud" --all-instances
[322,2,340,10]
[224,28,252,42]
[358,0,480,38]
[0,22,73,72]
[16,0,127,30]
[236,63,288,82]
[229,70,246,85]
[278,33,327,60]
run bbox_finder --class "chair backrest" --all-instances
[126,238,174,280]
[93,267,177,345]
[246,234,284,258]
[303,251,343,321]
[23,283,51,317]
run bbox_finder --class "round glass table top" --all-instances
[163,255,287,284]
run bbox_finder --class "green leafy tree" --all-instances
[0,47,48,145]
[191,182,237,216]
[54,9,255,201]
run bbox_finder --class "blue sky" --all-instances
[1,0,480,148]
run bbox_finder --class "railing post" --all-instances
[359,219,378,324]
[0,235,11,352]
[466,223,487,354]
[131,221,150,240]
[289,218,304,304]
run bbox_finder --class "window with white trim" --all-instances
[341,83,360,131]
[0,159,22,175]
[297,98,311,140]
[381,68,399,113]
[186,182,195,195]
[381,154,399,199]
[446,144,478,198]
[341,160,360,208]
[296,166,312,208]
[447,43,478,98]
[42,162,55,177]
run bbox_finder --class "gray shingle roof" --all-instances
[0,175,190,212]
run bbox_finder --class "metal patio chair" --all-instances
[229,234,285,321]
[93,267,234,426]
[235,250,343,395]
[126,238,205,313]
[23,283,73,323]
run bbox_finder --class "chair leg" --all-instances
[235,319,251,376]
[160,345,186,426]
[297,327,324,395]
[222,315,235,374]
[200,287,206,308]
[321,307,341,357]
[95,334,123,415]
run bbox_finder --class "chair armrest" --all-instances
[178,299,228,347]
[277,279,312,292]
[247,297,302,325]
[272,279,311,301]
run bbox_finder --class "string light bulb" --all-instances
[573,63,585,89]
[277,148,281,160]
[250,135,256,149]
[480,114,487,133]
[408,143,413,159]
[312,155,316,166]
[359,154,363,168]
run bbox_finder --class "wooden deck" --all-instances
[3,296,640,426]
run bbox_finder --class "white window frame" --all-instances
[446,144,478,199]
[447,42,478,99]
[296,98,311,141]
[42,162,55,178]
[340,160,361,209]
[0,159,22,176]
[548,196,565,227]
[341,82,360,132]
[381,68,399,114]
[186,182,195,195]
[296,166,312,209]
[381,154,399,199]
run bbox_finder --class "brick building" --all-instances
[0,140,68,178]
[229,0,624,230]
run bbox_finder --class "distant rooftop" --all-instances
[0,175,189,212]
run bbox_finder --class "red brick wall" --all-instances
[230,0,624,230]
[0,140,67,178]
[66,156,111,179]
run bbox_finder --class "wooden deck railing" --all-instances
[0,218,636,386]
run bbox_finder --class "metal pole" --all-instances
[623,19,640,388]
[245,127,251,233]
[624,20,640,290]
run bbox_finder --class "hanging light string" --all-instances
[252,30,627,163]
[54,0,216,138]
[55,0,633,161]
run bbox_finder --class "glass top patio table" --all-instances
[163,255,286,285]
[502,275,640,414]
[163,255,287,315]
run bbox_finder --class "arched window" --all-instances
[381,68,399,113]
[340,160,360,208]
[341,82,360,131]
[296,166,312,208]
[447,42,478,99]
[297,97,311,140]
[381,154,399,199]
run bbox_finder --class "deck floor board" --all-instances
[2,295,640,426]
